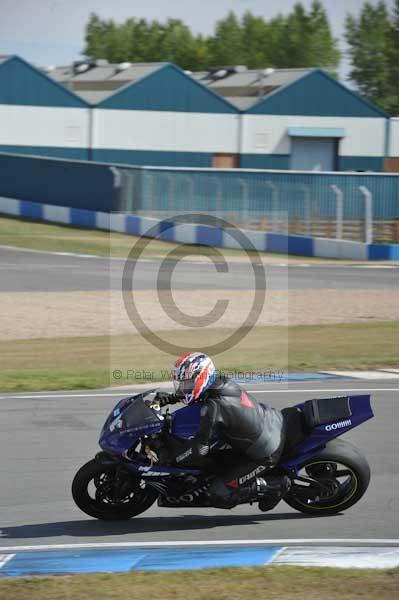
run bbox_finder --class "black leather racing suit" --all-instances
[158,376,286,506]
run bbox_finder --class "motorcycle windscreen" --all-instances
[105,397,161,434]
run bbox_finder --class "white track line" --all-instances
[322,370,399,380]
[0,387,398,401]
[1,540,399,552]
[0,554,15,567]
[0,245,276,266]
[2,244,397,268]
[0,244,117,261]
[273,547,399,569]
[0,244,177,264]
[0,245,280,267]
[269,546,286,563]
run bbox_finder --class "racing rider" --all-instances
[154,351,291,509]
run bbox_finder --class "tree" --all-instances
[241,11,270,68]
[84,13,109,59]
[345,1,395,112]
[129,19,155,62]
[264,15,287,67]
[208,11,244,66]
[307,0,340,72]
[157,19,198,70]
[272,1,340,70]
[277,2,310,67]
[104,21,128,64]
[82,5,340,73]
[387,0,399,113]
[190,35,211,71]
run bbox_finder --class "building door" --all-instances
[290,137,337,171]
[385,158,399,172]
[212,153,239,168]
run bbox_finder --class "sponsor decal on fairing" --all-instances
[325,419,352,431]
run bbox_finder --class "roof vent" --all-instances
[262,67,275,76]
[213,69,228,79]
[234,65,247,73]
[74,63,90,74]
[117,61,132,72]
[95,58,109,67]
[72,59,98,76]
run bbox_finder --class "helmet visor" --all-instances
[173,377,195,396]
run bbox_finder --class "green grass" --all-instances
[0,214,170,258]
[0,214,333,260]
[0,565,398,600]
[1,321,398,392]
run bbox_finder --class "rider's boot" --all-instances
[207,475,291,509]
[233,475,291,506]
[258,475,292,512]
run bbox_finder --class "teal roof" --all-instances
[0,56,87,108]
[246,69,388,118]
[96,63,237,113]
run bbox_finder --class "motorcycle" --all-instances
[72,389,373,520]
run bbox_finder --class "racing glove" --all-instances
[154,391,182,407]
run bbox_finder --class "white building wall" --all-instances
[241,115,386,157]
[0,105,90,148]
[389,118,399,156]
[0,104,388,163]
[92,110,239,153]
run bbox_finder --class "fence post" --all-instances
[118,169,135,212]
[215,178,223,217]
[238,179,249,226]
[359,185,373,244]
[331,184,344,240]
[265,181,279,231]
[143,170,154,213]
[181,174,194,212]
[167,174,176,220]
[301,185,311,236]
[109,166,123,211]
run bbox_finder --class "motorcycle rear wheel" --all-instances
[284,439,370,515]
[72,459,158,520]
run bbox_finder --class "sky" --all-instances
[0,0,395,82]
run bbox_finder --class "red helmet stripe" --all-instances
[192,364,210,401]
[175,351,193,368]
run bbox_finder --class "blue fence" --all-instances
[0,153,399,226]
[0,152,117,211]
[127,167,399,221]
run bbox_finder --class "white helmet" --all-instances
[172,352,216,404]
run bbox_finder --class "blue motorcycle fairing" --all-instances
[98,391,373,477]
[281,394,373,470]
[171,401,203,439]
[99,390,163,455]
[99,391,202,476]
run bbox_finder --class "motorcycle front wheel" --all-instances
[284,439,371,515]
[72,459,158,520]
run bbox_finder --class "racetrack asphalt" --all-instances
[1,245,398,292]
[1,379,398,547]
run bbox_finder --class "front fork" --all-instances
[95,452,145,500]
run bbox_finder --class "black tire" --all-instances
[284,439,371,515]
[72,459,158,520]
